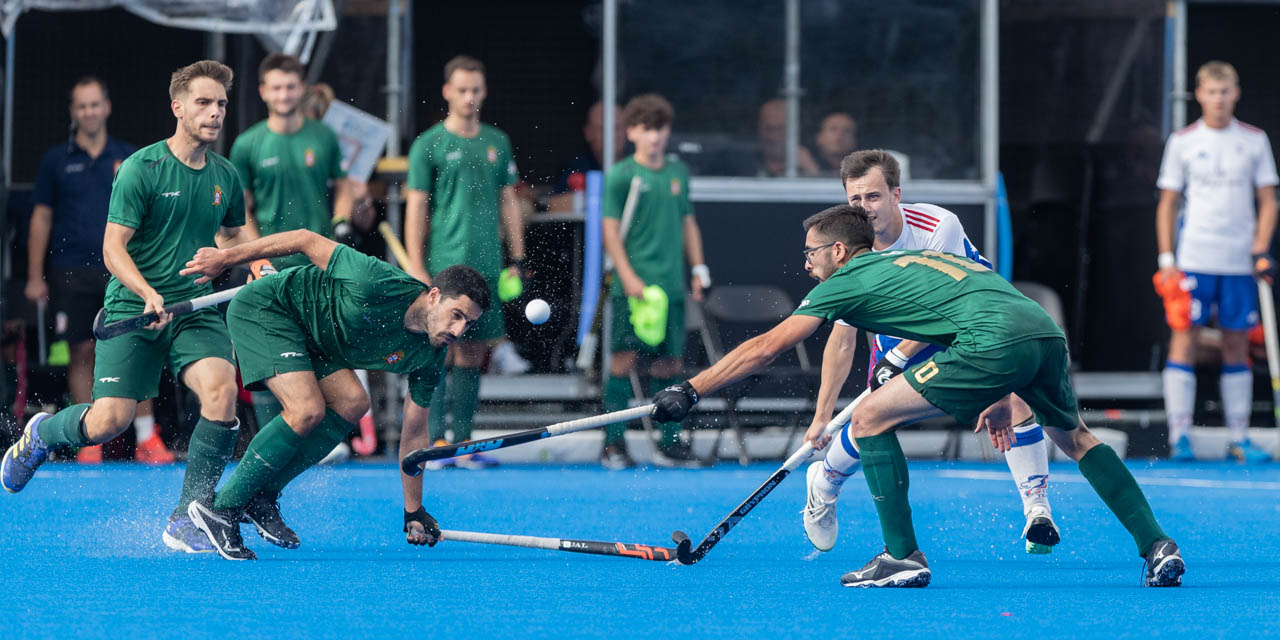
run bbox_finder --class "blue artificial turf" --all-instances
[2,460,1277,639]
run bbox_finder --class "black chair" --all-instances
[698,285,819,463]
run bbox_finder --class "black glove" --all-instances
[870,348,908,391]
[404,506,441,547]
[652,380,699,423]
[1254,253,1276,283]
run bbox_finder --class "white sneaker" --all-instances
[802,461,838,551]
[1021,504,1060,554]
[489,341,531,376]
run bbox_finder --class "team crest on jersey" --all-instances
[670,178,681,196]
[304,148,316,167]
[213,185,223,206]
[487,145,498,163]
[384,350,405,364]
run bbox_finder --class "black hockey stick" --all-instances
[92,286,244,340]
[673,390,868,565]
[441,528,691,563]
[400,405,652,476]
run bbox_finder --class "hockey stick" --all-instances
[576,175,644,370]
[92,286,243,341]
[377,221,413,270]
[1256,279,1280,432]
[400,404,653,475]
[672,389,870,565]
[440,528,691,563]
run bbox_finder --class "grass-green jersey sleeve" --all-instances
[406,131,436,193]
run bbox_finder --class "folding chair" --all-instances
[698,285,819,463]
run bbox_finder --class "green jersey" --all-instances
[406,122,518,279]
[262,245,445,406]
[793,249,1062,351]
[230,119,346,270]
[105,140,245,314]
[604,156,693,298]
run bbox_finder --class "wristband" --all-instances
[1157,252,1176,270]
[884,347,909,369]
[691,264,711,288]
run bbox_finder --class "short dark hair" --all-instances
[622,93,674,129]
[70,76,108,102]
[169,60,233,100]
[839,149,901,189]
[444,55,485,83]
[433,264,491,312]
[802,204,873,253]
[258,52,305,83]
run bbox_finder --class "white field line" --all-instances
[934,469,1280,491]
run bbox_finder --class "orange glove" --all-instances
[248,259,278,282]
[1152,270,1191,331]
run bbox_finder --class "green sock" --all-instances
[213,414,302,510]
[262,410,354,494]
[428,367,449,442]
[250,391,283,430]
[449,366,481,442]
[1077,443,1168,556]
[602,375,631,445]
[855,432,919,559]
[649,376,683,448]
[37,403,93,448]
[174,416,240,516]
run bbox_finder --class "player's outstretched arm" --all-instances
[656,315,825,423]
[500,184,526,266]
[399,392,439,546]
[805,322,857,448]
[103,221,171,329]
[180,229,338,283]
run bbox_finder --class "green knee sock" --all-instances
[262,410,355,495]
[855,432,919,559]
[428,368,449,442]
[602,375,631,445]
[37,403,93,448]
[1077,443,1169,556]
[649,376,683,448]
[250,391,284,430]
[448,366,481,442]
[174,416,240,516]
[213,414,302,511]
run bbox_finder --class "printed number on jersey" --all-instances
[893,250,989,281]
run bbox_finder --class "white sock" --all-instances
[1221,365,1252,443]
[1163,363,1196,443]
[134,414,155,443]
[1003,422,1050,515]
[816,422,861,500]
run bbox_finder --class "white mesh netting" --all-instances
[1,0,336,55]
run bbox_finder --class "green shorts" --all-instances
[609,294,685,358]
[904,336,1079,430]
[91,306,234,401]
[226,283,348,391]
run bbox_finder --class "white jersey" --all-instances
[835,202,987,327]
[1157,118,1279,275]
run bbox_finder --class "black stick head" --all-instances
[400,457,424,477]
[672,530,696,565]
[91,307,108,341]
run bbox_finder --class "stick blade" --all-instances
[671,530,696,565]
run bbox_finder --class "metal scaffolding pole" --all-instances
[980,0,998,266]
[783,0,800,178]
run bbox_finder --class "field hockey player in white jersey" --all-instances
[800,150,1061,555]
[1155,61,1278,463]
